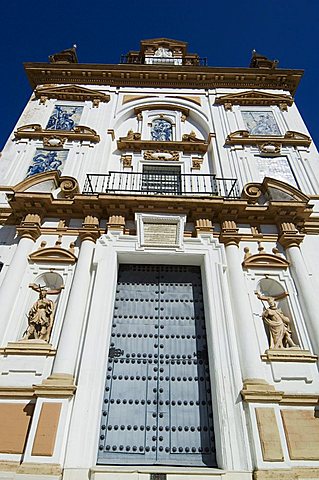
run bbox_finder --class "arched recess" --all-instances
[256,277,299,347]
[20,271,64,343]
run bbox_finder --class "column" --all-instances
[279,226,319,353]
[0,214,41,343]
[52,216,100,380]
[221,221,265,382]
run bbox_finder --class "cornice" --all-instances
[5,191,313,229]
[24,63,303,94]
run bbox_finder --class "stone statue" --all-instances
[255,291,298,349]
[23,283,63,342]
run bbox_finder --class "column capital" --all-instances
[278,222,304,248]
[195,218,214,236]
[219,219,241,246]
[16,213,42,241]
[107,215,125,234]
[79,216,100,243]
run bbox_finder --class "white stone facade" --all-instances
[0,40,318,480]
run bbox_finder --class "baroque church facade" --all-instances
[0,38,319,480]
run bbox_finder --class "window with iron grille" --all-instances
[142,166,182,195]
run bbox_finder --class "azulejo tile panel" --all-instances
[27,149,68,177]
[46,105,83,131]
[242,111,281,136]
[151,119,172,141]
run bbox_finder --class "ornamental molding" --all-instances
[14,124,100,143]
[215,90,294,111]
[24,63,303,95]
[2,178,314,232]
[118,130,211,153]
[34,85,110,107]
[29,246,77,264]
[0,340,56,356]
[225,130,311,148]
[12,171,79,198]
[261,348,318,363]
[143,150,180,161]
[134,103,189,117]
[241,380,319,405]
[242,247,290,269]
[242,177,310,204]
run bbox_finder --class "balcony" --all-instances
[83,172,239,198]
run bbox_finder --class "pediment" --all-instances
[12,172,79,198]
[13,171,61,193]
[242,252,290,269]
[215,90,293,110]
[29,246,77,264]
[242,177,310,203]
[225,130,311,147]
[14,124,100,143]
[35,85,110,106]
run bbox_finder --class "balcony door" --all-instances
[98,264,216,466]
[142,166,182,195]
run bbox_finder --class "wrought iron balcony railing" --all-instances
[120,55,208,66]
[83,172,240,198]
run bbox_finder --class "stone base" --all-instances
[261,348,318,363]
[34,373,76,397]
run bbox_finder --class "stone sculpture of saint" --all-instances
[23,283,63,342]
[255,291,298,349]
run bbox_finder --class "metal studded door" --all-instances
[98,265,216,466]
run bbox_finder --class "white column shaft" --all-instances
[53,239,95,376]
[64,247,117,468]
[286,245,319,352]
[0,236,35,342]
[225,243,264,380]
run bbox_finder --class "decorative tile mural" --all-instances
[27,149,68,177]
[242,111,281,136]
[46,105,83,131]
[257,156,297,187]
[151,119,172,141]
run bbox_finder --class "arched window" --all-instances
[151,118,172,141]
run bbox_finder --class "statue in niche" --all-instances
[23,283,63,342]
[255,291,299,349]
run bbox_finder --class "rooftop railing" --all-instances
[83,172,240,199]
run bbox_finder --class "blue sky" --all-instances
[1,0,318,149]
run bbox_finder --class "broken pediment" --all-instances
[14,124,100,143]
[12,172,79,197]
[117,130,210,153]
[242,177,310,204]
[35,85,110,107]
[215,90,293,111]
[225,130,311,147]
